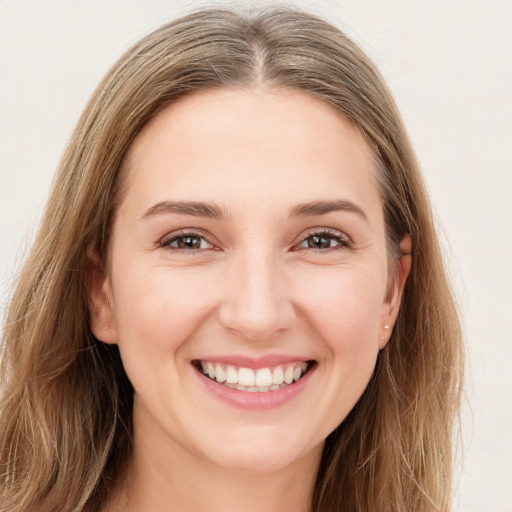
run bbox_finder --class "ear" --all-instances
[379,235,412,348]
[86,248,118,344]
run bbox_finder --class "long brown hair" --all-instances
[0,6,463,511]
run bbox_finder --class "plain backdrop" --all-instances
[1,1,511,510]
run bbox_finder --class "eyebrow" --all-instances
[289,200,368,221]
[141,201,226,220]
[141,199,368,222]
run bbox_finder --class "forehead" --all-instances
[120,87,381,219]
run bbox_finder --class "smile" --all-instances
[194,360,314,393]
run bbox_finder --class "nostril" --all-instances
[217,260,296,341]
[217,301,296,342]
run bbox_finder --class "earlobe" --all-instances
[379,235,412,348]
[86,249,118,345]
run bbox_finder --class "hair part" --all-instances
[0,6,463,511]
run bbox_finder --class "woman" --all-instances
[0,6,463,512]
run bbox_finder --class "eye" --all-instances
[160,231,214,251]
[296,229,351,252]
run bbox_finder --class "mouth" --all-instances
[192,359,316,393]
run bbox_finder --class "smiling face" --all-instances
[89,87,407,476]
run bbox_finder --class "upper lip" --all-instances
[192,354,313,369]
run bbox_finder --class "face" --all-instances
[90,88,408,475]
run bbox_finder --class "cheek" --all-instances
[111,263,218,355]
[296,266,385,353]
[297,267,386,428]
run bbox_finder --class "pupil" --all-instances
[178,236,201,249]
[308,236,330,249]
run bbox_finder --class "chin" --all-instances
[199,427,323,474]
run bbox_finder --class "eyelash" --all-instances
[159,228,351,254]
[159,230,215,252]
[294,229,351,253]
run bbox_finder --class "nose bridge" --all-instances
[219,243,294,340]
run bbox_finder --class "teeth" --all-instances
[272,366,284,385]
[225,365,237,384]
[215,364,225,383]
[198,360,310,392]
[255,368,272,387]
[238,367,255,387]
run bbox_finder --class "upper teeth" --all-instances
[200,361,308,389]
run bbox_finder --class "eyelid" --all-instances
[158,227,351,253]
[291,227,352,252]
[158,229,219,251]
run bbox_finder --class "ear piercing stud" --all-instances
[381,324,390,342]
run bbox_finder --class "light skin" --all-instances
[89,87,411,512]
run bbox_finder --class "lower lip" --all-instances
[195,365,315,410]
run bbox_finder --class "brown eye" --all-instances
[296,230,350,252]
[307,235,333,249]
[176,236,203,249]
[162,233,213,251]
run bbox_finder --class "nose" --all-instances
[218,248,296,341]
